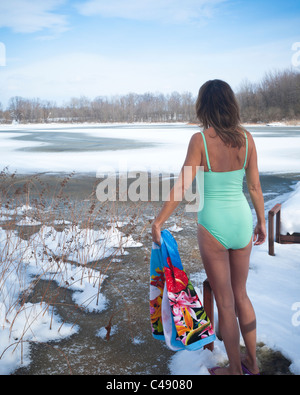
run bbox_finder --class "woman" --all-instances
[152,80,266,375]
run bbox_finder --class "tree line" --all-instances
[236,68,300,123]
[0,92,196,124]
[0,68,299,124]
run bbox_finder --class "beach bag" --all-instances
[150,229,216,351]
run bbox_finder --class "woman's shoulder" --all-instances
[240,127,254,144]
[243,128,255,144]
[190,131,204,142]
[241,127,252,137]
[241,128,256,162]
[187,131,204,154]
[195,127,215,140]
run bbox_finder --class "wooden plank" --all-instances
[268,204,282,256]
[280,234,300,243]
[268,203,300,254]
[268,209,275,256]
[276,207,281,243]
[203,279,214,351]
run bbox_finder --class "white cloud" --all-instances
[76,0,227,24]
[0,52,169,103]
[0,38,292,106]
[0,0,69,34]
[0,51,202,105]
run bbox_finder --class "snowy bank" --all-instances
[281,182,300,235]
[0,216,142,375]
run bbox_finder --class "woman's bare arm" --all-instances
[151,133,202,244]
[245,133,267,245]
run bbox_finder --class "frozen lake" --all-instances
[0,123,300,175]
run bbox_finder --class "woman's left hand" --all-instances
[253,222,267,245]
[152,221,162,245]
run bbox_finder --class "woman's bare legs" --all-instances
[198,225,243,375]
[198,225,258,375]
[229,245,259,374]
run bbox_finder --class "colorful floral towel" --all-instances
[150,230,216,351]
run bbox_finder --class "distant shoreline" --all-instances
[0,120,300,129]
[243,121,300,127]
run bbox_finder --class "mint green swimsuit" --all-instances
[197,131,253,250]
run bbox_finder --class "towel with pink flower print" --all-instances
[150,230,215,351]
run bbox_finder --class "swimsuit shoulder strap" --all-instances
[200,131,212,171]
[243,131,248,169]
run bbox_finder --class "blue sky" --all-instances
[0,0,299,106]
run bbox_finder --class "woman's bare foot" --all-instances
[209,366,243,375]
[241,354,260,375]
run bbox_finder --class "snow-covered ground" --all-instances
[0,219,142,375]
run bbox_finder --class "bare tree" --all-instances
[237,68,300,123]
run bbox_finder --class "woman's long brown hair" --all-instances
[196,79,246,148]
